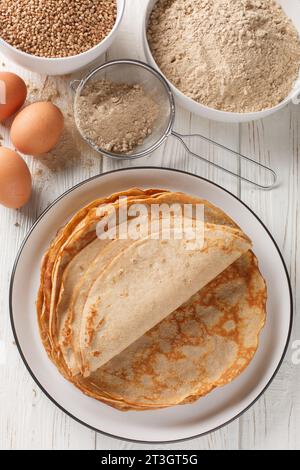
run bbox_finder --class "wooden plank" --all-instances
[239,103,300,449]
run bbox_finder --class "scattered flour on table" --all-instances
[28,78,80,175]
[148,0,300,113]
[26,76,98,181]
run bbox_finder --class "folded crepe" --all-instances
[76,250,266,410]
[37,188,266,411]
[79,223,252,377]
[48,190,238,374]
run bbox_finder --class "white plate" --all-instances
[10,168,292,443]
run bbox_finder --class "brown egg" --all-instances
[0,72,27,122]
[0,147,32,208]
[11,101,64,155]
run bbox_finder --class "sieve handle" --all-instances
[70,79,82,93]
[171,131,277,190]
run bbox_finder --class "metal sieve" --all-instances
[71,59,277,190]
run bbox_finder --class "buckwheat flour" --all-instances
[75,80,159,154]
[148,0,300,113]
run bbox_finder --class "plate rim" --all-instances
[9,166,293,445]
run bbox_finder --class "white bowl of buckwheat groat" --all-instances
[0,0,125,76]
[143,0,300,123]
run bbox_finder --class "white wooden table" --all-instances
[0,0,299,450]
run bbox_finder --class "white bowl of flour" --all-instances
[143,0,300,123]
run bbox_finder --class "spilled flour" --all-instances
[75,80,159,154]
[27,76,97,182]
[28,78,80,174]
[148,0,300,112]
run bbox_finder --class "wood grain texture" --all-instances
[0,0,299,450]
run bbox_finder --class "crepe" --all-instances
[37,188,267,411]
[38,189,166,359]
[79,223,251,376]
[49,190,238,374]
[59,217,185,375]
[49,192,166,342]
[76,251,266,410]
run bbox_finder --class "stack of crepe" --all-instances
[37,188,267,411]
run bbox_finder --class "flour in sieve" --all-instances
[75,80,159,154]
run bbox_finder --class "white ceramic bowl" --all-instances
[0,0,125,76]
[143,0,300,123]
